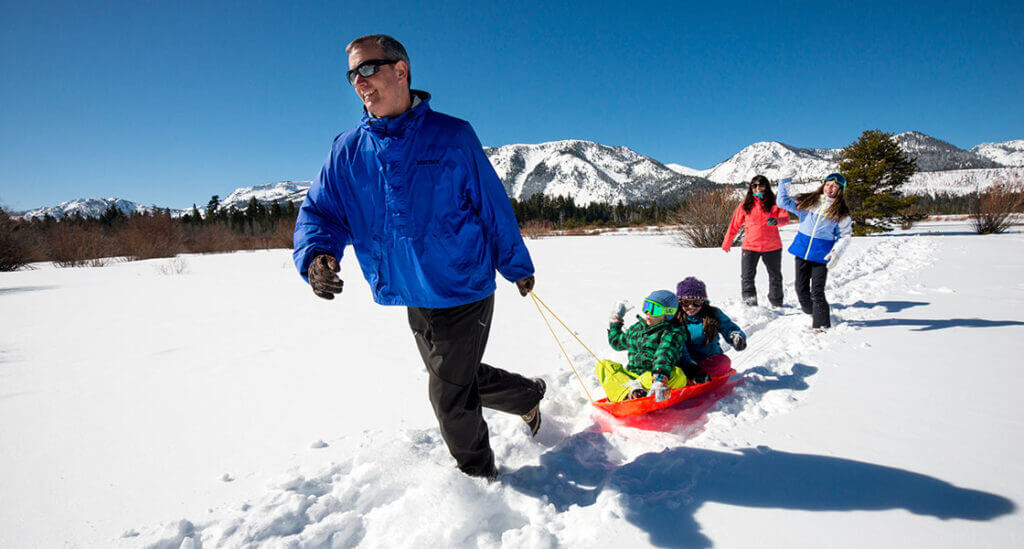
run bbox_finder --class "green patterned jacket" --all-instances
[608,317,690,377]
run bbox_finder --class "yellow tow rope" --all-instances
[528,291,597,403]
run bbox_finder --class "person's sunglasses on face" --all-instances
[347,59,399,85]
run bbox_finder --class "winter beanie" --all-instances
[645,289,679,316]
[675,277,707,300]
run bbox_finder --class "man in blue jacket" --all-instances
[293,35,543,479]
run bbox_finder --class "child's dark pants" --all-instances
[794,256,831,328]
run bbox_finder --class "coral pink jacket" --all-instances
[721,199,791,252]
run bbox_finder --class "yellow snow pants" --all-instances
[595,359,688,402]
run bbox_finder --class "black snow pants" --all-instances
[406,294,543,478]
[741,248,783,306]
[794,256,831,329]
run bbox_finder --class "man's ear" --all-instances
[395,60,409,83]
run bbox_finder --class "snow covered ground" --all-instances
[1,220,1021,548]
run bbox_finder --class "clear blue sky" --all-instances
[2,0,1021,211]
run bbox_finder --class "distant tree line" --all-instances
[510,193,681,228]
[0,196,297,269]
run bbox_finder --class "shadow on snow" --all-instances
[0,285,58,296]
[847,317,1024,331]
[833,300,931,313]
[504,436,1016,549]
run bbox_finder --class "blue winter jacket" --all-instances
[293,92,534,308]
[678,308,746,363]
[777,178,853,263]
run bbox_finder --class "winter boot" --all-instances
[521,378,545,437]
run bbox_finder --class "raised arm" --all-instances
[776,177,799,214]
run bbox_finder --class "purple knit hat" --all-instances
[675,277,707,300]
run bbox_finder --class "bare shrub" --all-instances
[156,256,189,275]
[119,212,183,260]
[0,208,32,271]
[520,219,554,239]
[184,224,237,254]
[672,188,740,248]
[897,202,927,230]
[46,222,110,267]
[270,219,296,249]
[970,180,1024,234]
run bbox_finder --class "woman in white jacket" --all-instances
[777,173,853,330]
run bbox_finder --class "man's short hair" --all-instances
[346,34,411,86]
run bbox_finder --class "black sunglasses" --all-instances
[347,59,398,85]
[751,183,768,189]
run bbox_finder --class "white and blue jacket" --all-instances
[293,91,534,308]
[777,179,853,264]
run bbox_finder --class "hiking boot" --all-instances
[521,378,545,437]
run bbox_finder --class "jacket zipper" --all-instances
[803,200,828,260]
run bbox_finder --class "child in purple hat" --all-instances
[674,277,747,381]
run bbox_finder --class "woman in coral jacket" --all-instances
[722,175,791,307]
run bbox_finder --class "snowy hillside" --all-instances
[19,197,176,220]
[971,140,1024,167]
[700,142,841,184]
[665,163,708,177]
[217,181,312,211]
[1,221,1021,548]
[484,140,712,205]
[903,166,1024,195]
[894,131,1000,171]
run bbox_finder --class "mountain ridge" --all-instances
[16,134,1022,218]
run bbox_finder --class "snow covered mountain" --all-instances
[665,163,708,177]
[19,198,175,220]
[894,131,1000,171]
[970,140,1024,167]
[903,166,1024,196]
[17,134,1023,218]
[216,180,312,211]
[679,132,1011,187]
[484,139,712,205]
[698,142,841,184]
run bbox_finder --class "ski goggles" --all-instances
[823,173,847,189]
[679,298,706,308]
[347,59,399,85]
[642,299,678,317]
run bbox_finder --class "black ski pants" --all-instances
[407,294,542,478]
[741,248,783,306]
[794,256,831,329]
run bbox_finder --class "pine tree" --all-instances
[206,195,220,220]
[838,129,920,233]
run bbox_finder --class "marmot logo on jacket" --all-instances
[416,159,440,165]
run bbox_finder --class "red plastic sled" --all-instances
[592,369,736,418]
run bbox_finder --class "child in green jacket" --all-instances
[596,290,692,402]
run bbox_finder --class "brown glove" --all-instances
[308,254,343,300]
[515,275,535,297]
